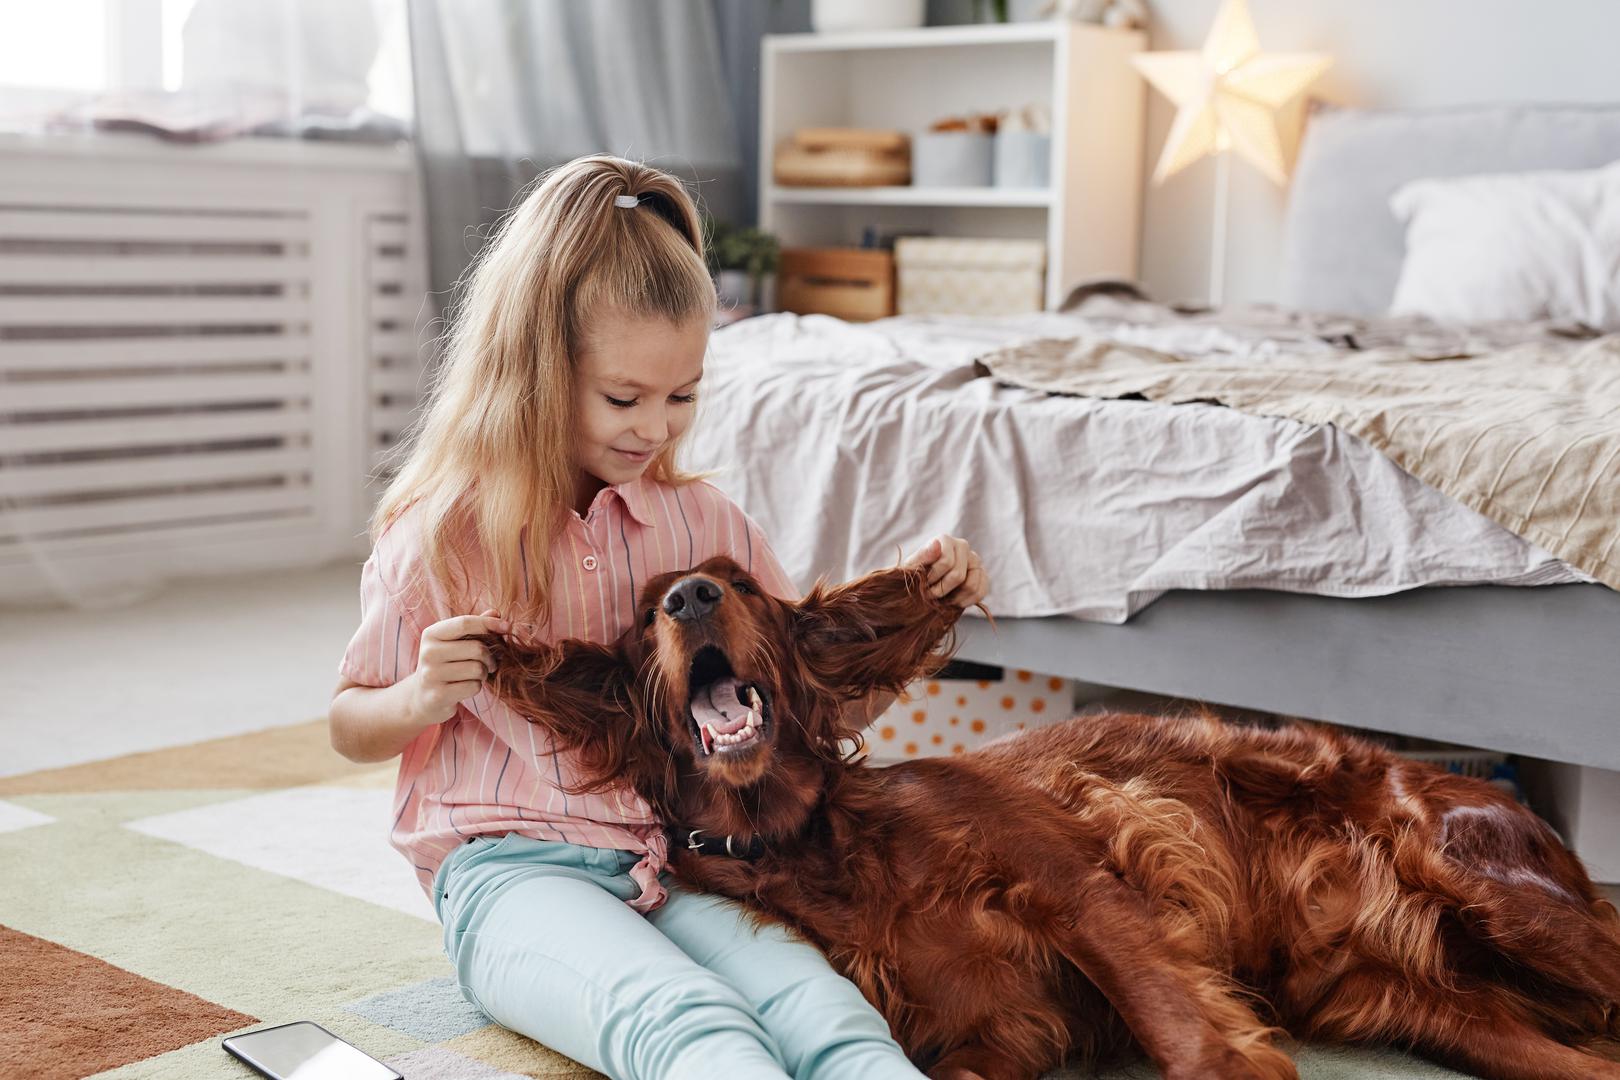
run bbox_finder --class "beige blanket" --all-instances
[976,304,1620,592]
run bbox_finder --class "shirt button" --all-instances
[582,555,598,571]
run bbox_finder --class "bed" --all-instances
[683,102,1620,777]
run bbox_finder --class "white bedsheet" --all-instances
[682,312,1588,624]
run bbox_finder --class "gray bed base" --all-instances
[952,583,1620,773]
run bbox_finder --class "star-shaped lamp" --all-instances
[1133,0,1332,185]
[1131,0,1330,305]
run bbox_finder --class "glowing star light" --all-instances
[1132,0,1331,185]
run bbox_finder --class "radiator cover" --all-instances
[0,136,426,605]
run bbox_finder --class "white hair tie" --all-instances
[614,194,642,208]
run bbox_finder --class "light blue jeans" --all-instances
[432,833,926,1080]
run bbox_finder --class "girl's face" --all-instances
[574,310,709,487]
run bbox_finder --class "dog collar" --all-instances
[671,826,765,861]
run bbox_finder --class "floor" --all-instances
[1,560,361,779]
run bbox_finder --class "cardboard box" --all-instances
[864,660,1073,761]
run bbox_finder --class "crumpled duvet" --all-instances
[682,307,1590,624]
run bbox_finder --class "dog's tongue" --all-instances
[691,676,751,735]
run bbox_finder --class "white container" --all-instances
[716,269,752,309]
[912,131,994,187]
[1539,762,1620,883]
[993,129,1051,188]
[811,0,925,33]
[895,236,1047,315]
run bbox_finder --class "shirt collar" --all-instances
[609,475,656,527]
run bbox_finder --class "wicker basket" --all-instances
[772,128,911,187]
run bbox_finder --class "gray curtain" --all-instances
[406,0,812,320]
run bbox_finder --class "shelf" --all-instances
[766,23,1063,53]
[769,185,1052,208]
[759,21,1145,311]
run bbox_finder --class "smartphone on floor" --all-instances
[222,1020,403,1080]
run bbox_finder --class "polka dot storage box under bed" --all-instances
[865,660,1074,762]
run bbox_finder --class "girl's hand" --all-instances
[903,535,989,609]
[406,609,511,727]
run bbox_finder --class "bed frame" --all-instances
[952,583,1620,773]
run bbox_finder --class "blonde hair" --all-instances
[371,155,718,627]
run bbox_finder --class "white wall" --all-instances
[1137,0,1620,307]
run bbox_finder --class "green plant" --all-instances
[704,215,780,282]
[974,0,1010,21]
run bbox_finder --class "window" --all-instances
[0,0,410,132]
[0,0,109,93]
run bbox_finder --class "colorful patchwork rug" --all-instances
[0,718,1491,1079]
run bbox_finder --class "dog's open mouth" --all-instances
[687,645,771,757]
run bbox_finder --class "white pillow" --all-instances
[1388,160,1620,328]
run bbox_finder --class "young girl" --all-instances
[330,155,988,1080]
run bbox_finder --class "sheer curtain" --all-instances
[406,0,805,320]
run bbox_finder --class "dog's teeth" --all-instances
[707,722,761,752]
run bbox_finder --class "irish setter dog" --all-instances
[483,556,1620,1080]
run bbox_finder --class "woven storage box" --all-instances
[894,237,1046,315]
[864,661,1073,762]
[778,247,895,321]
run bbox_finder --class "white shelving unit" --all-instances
[759,21,1146,311]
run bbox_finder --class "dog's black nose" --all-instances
[663,576,722,622]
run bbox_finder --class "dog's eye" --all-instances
[643,607,656,627]
[733,579,755,595]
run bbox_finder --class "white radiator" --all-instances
[0,134,427,605]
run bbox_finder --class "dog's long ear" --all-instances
[484,634,655,795]
[792,566,964,700]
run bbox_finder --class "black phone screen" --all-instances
[222,1021,403,1080]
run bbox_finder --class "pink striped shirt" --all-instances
[337,476,799,913]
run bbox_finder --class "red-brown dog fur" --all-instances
[485,556,1620,1080]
